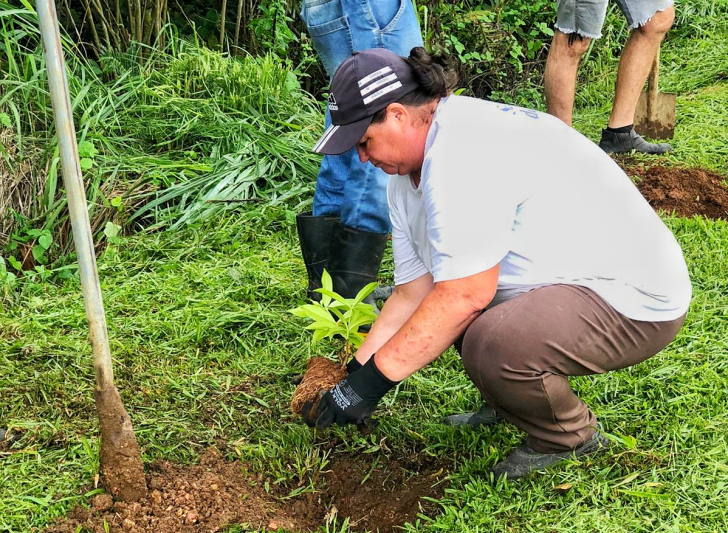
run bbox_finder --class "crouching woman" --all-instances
[303,47,691,479]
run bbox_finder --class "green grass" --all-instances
[2,0,728,531]
[576,80,728,174]
[1,205,727,533]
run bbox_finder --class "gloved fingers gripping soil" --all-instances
[301,358,395,431]
[300,391,326,427]
[301,392,378,433]
[357,416,378,433]
[291,356,388,432]
[290,353,367,387]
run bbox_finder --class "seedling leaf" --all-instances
[316,287,349,306]
[292,304,335,323]
[352,281,377,305]
[320,269,333,306]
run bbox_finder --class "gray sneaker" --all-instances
[491,425,610,480]
[598,127,672,154]
[371,285,394,301]
[443,404,503,427]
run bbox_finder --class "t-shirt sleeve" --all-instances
[388,180,429,285]
[423,137,521,282]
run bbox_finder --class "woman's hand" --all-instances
[301,357,398,429]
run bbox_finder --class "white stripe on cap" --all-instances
[362,81,403,105]
[360,73,398,96]
[314,124,339,152]
[358,66,393,88]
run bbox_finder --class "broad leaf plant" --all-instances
[290,270,377,365]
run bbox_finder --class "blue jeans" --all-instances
[301,0,423,234]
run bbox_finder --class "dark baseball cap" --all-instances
[313,48,419,155]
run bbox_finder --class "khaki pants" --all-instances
[460,284,686,453]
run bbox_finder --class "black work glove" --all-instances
[301,356,398,430]
[346,357,363,373]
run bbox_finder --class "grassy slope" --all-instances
[2,6,728,533]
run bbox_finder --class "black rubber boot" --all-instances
[327,224,389,311]
[598,127,672,154]
[296,212,339,301]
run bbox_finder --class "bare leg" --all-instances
[608,7,675,128]
[545,30,592,126]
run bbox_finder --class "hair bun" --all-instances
[406,47,458,98]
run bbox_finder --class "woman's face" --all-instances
[355,103,430,177]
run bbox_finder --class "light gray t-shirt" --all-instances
[388,95,691,322]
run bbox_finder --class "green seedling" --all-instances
[289,269,377,365]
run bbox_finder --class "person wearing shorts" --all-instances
[296,1,423,310]
[545,0,675,154]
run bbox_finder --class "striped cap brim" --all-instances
[313,115,373,155]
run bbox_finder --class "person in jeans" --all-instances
[545,0,675,154]
[301,48,691,480]
[297,1,423,308]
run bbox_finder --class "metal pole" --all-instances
[36,0,114,391]
[36,3,147,501]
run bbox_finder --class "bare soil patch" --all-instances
[621,163,728,220]
[294,453,447,533]
[45,447,449,533]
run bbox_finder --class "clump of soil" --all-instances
[45,447,449,533]
[624,164,728,220]
[94,387,148,502]
[290,356,347,414]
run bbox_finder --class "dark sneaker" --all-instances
[371,285,394,301]
[598,127,672,154]
[443,404,503,427]
[491,426,610,480]
[357,286,394,333]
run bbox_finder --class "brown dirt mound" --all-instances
[45,447,449,533]
[623,164,728,220]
